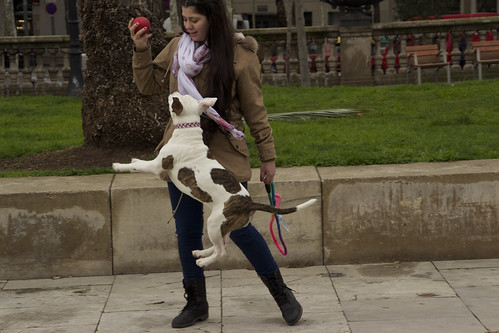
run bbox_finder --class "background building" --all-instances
[1,0,498,36]
[0,0,68,36]
[232,0,498,27]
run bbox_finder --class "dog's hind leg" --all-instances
[195,215,226,267]
[193,230,231,258]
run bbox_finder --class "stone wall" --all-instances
[1,160,498,280]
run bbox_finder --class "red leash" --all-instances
[265,183,288,255]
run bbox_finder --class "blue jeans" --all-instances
[168,182,278,281]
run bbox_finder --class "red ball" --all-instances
[132,16,151,34]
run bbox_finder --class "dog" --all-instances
[113,92,317,267]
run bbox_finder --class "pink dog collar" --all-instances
[174,122,201,129]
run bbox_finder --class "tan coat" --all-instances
[132,34,275,182]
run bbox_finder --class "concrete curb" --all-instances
[1,160,498,280]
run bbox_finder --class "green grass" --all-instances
[1,79,499,177]
[254,80,499,167]
[0,95,83,159]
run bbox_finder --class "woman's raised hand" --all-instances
[128,18,152,52]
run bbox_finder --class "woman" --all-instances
[129,0,302,328]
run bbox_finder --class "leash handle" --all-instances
[265,183,272,196]
[265,183,288,255]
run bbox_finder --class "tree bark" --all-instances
[118,0,162,17]
[284,0,293,83]
[1,0,17,36]
[294,0,310,86]
[226,0,232,22]
[77,0,170,149]
[170,0,178,32]
[276,0,287,27]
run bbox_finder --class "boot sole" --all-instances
[171,313,209,328]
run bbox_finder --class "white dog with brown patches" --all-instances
[113,92,316,267]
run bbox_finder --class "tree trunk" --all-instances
[294,0,310,87]
[77,0,170,149]
[276,0,287,27]
[1,0,17,36]
[118,0,162,17]
[226,0,232,22]
[284,0,293,83]
[170,0,178,32]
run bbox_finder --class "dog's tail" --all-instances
[250,199,317,215]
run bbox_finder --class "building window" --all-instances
[304,12,312,26]
[257,5,268,12]
[14,0,33,36]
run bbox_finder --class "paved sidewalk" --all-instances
[1,259,498,333]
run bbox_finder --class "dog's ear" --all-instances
[172,97,183,116]
[198,97,217,111]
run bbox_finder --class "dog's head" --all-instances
[168,92,217,125]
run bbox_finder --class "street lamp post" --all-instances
[66,0,84,96]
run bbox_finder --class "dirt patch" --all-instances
[0,145,156,172]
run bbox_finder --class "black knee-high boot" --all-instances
[171,278,209,328]
[259,268,303,326]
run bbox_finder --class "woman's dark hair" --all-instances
[178,0,235,123]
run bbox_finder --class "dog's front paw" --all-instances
[192,250,202,258]
[192,247,214,259]
[112,163,123,172]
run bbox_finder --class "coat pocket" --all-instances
[229,135,250,157]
